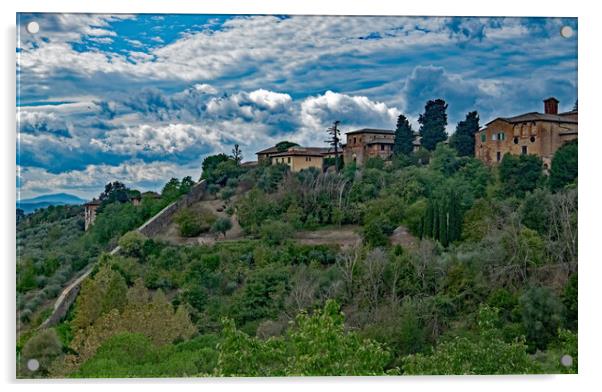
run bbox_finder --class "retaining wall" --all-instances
[39,180,207,329]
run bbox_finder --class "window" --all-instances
[491,134,497,141]
[513,137,519,144]
[481,133,486,142]
[309,157,311,161]
[496,151,501,162]
[288,157,291,163]
[530,136,536,143]
[380,144,385,151]
[521,146,528,155]
[353,137,357,144]
[498,132,505,141]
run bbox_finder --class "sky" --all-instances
[16,13,578,199]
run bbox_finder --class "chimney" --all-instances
[543,97,559,115]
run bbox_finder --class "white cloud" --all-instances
[193,83,218,94]
[90,123,225,155]
[298,90,400,144]
[18,160,194,199]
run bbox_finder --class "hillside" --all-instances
[18,193,87,213]
[16,143,578,378]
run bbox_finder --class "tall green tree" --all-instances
[418,99,448,151]
[201,153,230,179]
[393,114,415,155]
[499,154,543,198]
[450,111,480,157]
[549,140,577,191]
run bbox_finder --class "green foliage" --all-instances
[498,154,543,198]
[75,333,219,378]
[519,287,564,351]
[118,231,147,257]
[19,328,63,377]
[563,273,578,331]
[403,306,537,375]
[393,114,415,155]
[217,300,391,376]
[550,139,577,191]
[174,208,217,237]
[430,144,460,176]
[201,153,230,179]
[72,264,128,330]
[365,156,385,170]
[211,217,233,238]
[232,266,289,325]
[260,220,293,245]
[418,99,448,151]
[275,141,299,152]
[449,111,479,157]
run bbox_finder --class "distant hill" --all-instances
[18,193,87,213]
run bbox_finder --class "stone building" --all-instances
[342,128,396,165]
[84,199,101,231]
[475,97,578,167]
[270,147,325,172]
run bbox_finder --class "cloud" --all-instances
[90,123,226,156]
[18,160,196,199]
[17,111,72,137]
[297,91,400,145]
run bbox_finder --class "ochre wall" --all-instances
[272,155,323,172]
[475,119,578,167]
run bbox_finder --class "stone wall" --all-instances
[39,180,207,329]
[137,180,206,236]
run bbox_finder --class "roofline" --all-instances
[485,113,578,126]
[345,128,394,135]
[271,151,324,157]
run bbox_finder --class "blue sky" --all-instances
[16,14,577,199]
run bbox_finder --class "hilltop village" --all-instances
[18,96,579,378]
[253,97,578,172]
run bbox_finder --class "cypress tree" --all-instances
[450,111,480,157]
[393,114,415,155]
[418,99,448,151]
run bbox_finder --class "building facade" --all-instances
[475,97,578,167]
[342,128,395,165]
[84,199,101,231]
[270,147,325,172]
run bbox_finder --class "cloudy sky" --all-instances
[16,14,577,199]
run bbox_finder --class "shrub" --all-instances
[211,217,233,238]
[260,220,293,245]
[118,230,147,257]
[519,287,564,351]
[19,328,63,377]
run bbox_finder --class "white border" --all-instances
[2,1,600,391]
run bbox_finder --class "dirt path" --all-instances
[390,225,419,250]
[294,225,362,247]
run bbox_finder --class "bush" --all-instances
[174,208,217,237]
[550,140,577,191]
[118,231,147,257]
[519,287,564,351]
[260,220,293,245]
[19,329,63,377]
[211,217,233,238]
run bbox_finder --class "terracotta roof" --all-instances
[256,146,281,155]
[271,148,324,158]
[85,199,101,206]
[345,128,394,135]
[486,112,578,125]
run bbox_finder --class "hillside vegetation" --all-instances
[17,140,578,377]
